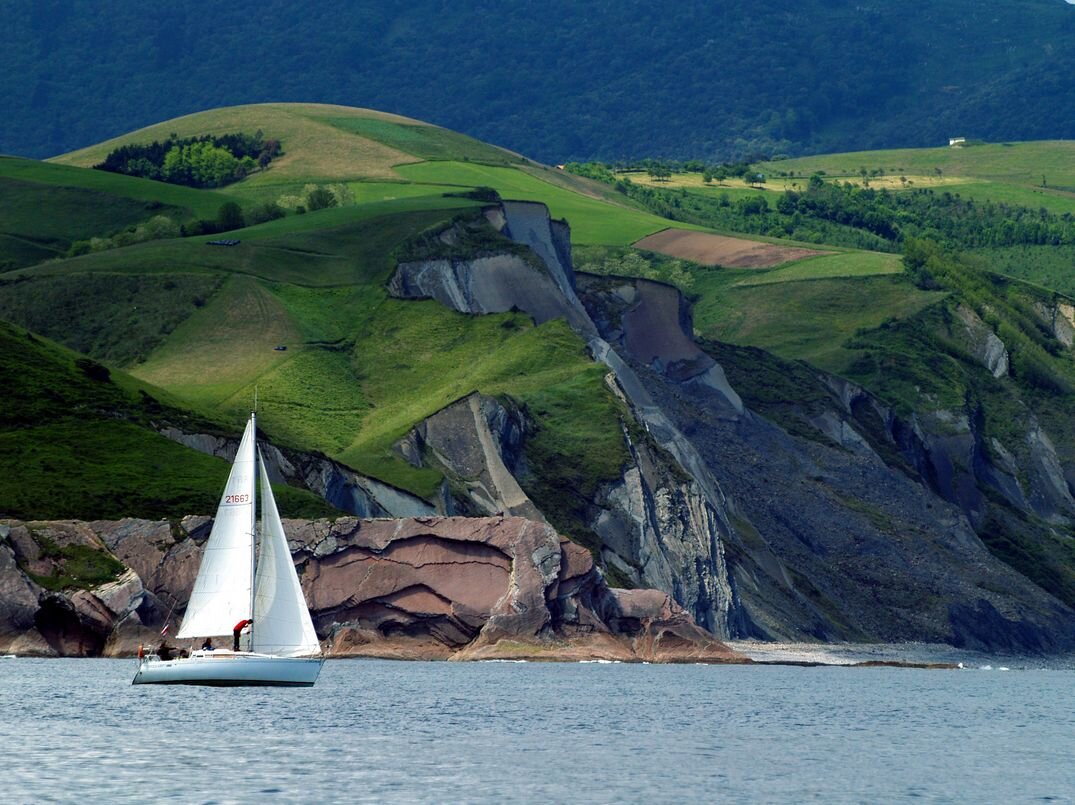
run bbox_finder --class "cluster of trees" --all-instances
[570,162,1075,253]
[571,166,893,250]
[779,180,1075,249]
[569,159,764,187]
[275,183,355,214]
[65,200,289,256]
[67,214,181,256]
[60,178,355,260]
[95,131,281,188]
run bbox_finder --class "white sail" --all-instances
[251,452,321,657]
[177,415,257,639]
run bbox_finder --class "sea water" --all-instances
[2,657,1074,803]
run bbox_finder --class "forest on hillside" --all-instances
[3,0,1075,162]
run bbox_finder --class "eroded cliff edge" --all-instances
[0,516,741,663]
[385,200,1075,653]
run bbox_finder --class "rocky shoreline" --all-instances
[0,515,744,664]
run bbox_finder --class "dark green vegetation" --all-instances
[96,131,281,187]
[5,1,1075,162]
[0,273,223,365]
[973,246,1075,297]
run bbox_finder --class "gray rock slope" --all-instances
[387,200,1075,652]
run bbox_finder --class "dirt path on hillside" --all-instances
[634,228,828,268]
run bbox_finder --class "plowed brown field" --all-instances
[634,229,828,268]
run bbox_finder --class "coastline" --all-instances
[725,640,1075,670]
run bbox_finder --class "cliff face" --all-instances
[390,202,739,634]
[580,272,1075,652]
[0,516,738,662]
[385,200,1075,652]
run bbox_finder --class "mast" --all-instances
[249,411,257,652]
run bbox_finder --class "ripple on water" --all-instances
[1,659,1074,802]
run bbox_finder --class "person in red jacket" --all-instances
[232,619,253,652]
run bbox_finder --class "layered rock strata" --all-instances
[389,201,739,634]
[0,516,740,663]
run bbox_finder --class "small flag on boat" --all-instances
[160,623,169,636]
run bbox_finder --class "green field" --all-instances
[323,116,521,165]
[758,140,1075,217]
[0,157,239,270]
[940,181,1075,216]
[12,201,475,286]
[691,273,946,372]
[0,156,236,218]
[759,141,1075,188]
[735,252,902,286]
[396,161,690,244]
[573,244,922,372]
[972,245,1075,297]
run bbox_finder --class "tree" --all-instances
[305,187,337,211]
[647,164,672,182]
[217,202,245,231]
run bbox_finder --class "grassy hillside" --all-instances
[759,141,1075,188]
[0,156,236,270]
[395,161,681,244]
[0,319,334,520]
[758,141,1075,216]
[1,168,632,513]
[53,103,424,182]
[0,156,234,216]
[0,105,695,523]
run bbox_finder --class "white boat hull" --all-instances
[132,651,323,687]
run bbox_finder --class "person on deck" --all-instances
[232,619,253,652]
[201,637,214,651]
[158,642,176,661]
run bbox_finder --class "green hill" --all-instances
[3,105,654,510]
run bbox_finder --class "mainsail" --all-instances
[252,452,321,657]
[176,416,257,639]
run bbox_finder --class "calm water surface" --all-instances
[2,658,1073,803]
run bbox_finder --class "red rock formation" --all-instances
[0,516,744,663]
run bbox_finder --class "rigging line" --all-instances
[161,596,178,636]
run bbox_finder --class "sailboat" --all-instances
[133,412,323,686]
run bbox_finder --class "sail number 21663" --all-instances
[225,494,250,504]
